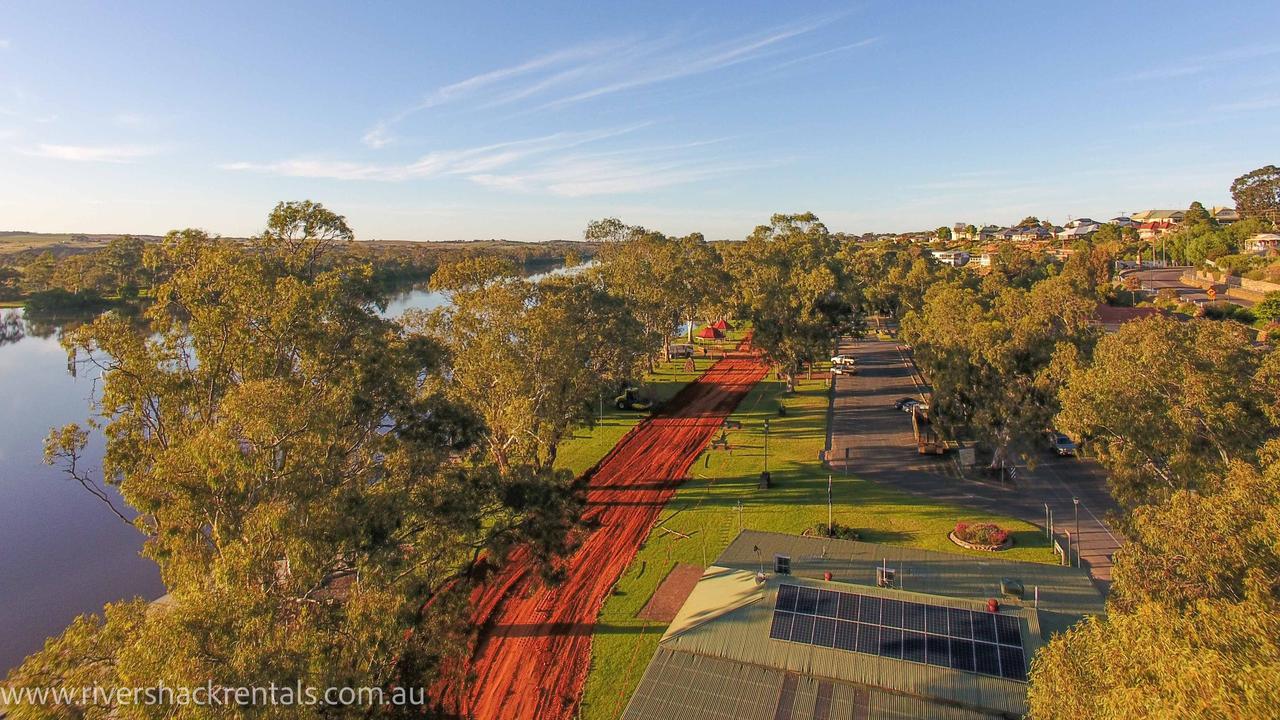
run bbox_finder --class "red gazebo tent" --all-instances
[711,318,732,331]
[696,326,724,340]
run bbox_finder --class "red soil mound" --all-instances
[433,340,767,719]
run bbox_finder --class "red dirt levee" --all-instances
[435,340,767,719]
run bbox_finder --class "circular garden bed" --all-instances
[948,522,1012,551]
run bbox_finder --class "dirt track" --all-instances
[435,341,767,719]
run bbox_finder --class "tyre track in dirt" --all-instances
[434,340,768,719]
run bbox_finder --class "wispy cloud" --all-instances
[224,125,649,181]
[361,41,618,147]
[467,144,777,197]
[17,143,159,162]
[1122,43,1280,81]
[362,14,869,145]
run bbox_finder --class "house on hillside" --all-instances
[1109,216,1138,228]
[976,225,1001,242]
[1137,221,1175,240]
[1131,209,1185,224]
[621,530,1104,720]
[1057,223,1100,241]
[1245,233,1280,255]
[1063,218,1096,229]
[1011,225,1051,243]
[1211,206,1240,225]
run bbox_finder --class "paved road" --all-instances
[1126,267,1256,307]
[827,336,1122,593]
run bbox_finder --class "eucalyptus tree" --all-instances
[1029,459,1280,718]
[902,275,1097,468]
[1057,316,1273,509]
[723,213,860,391]
[408,255,645,475]
[588,218,725,365]
[6,202,581,719]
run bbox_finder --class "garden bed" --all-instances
[948,522,1012,552]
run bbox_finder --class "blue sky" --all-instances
[1,1,1279,241]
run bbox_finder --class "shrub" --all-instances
[811,522,859,541]
[954,522,1008,547]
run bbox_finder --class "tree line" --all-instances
[3,204,863,718]
[867,180,1280,714]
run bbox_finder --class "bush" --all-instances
[954,522,1008,546]
[811,522,859,541]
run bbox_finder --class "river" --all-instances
[0,265,568,673]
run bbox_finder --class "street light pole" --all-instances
[763,419,770,474]
[1073,497,1080,568]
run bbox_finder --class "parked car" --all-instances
[1046,430,1076,456]
[830,354,857,366]
[832,364,857,376]
[894,397,923,413]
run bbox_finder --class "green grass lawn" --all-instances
[554,330,747,477]
[579,363,1055,720]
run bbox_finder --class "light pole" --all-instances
[1073,497,1080,568]
[763,419,770,474]
[760,419,772,489]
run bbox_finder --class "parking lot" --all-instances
[827,335,1122,590]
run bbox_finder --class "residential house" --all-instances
[976,225,1001,242]
[1137,221,1175,240]
[1246,233,1280,255]
[621,531,1104,720]
[1056,223,1100,241]
[929,249,970,267]
[1011,225,1051,243]
[1063,218,1096,229]
[1210,206,1240,224]
[1130,209,1185,224]
[1108,216,1137,228]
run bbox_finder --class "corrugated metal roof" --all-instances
[622,648,1003,720]
[620,532,1106,720]
[713,531,1103,638]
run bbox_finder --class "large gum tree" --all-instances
[6,202,581,719]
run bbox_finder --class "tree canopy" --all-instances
[723,213,860,390]
[7,202,584,718]
[1231,165,1280,223]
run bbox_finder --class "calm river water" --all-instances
[0,266,567,673]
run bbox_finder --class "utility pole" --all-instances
[827,475,833,536]
[1070,491,1080,566]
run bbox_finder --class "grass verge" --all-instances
[554,331,746,477]
[579,363,1054,720]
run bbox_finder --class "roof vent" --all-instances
[1001,577,1025,598]
[876,567,895,588]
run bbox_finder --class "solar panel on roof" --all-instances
[776,584,798,612]
[834,620,857,651]
[812,617,836,648]
[857,595,882,624]
[769,584,1027,682]
[999,646,1027,681]
[791,613,815,644]
[901,602,925,631]
[880,598,904,628]
[816,590,839,618]
[973,642,1001,676]
[973,613,998,644]
[836,593,859,621]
